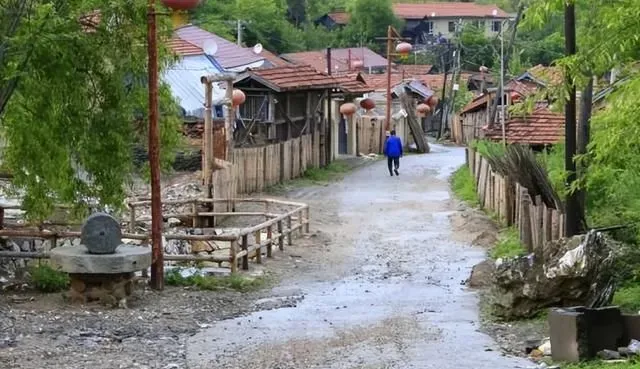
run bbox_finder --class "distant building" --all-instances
[314,9,350,31]
[281,47,389,74]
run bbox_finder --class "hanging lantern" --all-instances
[395,42,412,56]
[232,89,246,106]
[359,98,375,111]
[426,95,439,108]
[340,102,357,116]
[417,103,431,115]
[351,60,364,69]
[479,65,489,73]
[161,0,200,10]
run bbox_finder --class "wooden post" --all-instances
[267,225,273,257]
[277,220,284,251]
[287,215,292,246]
[128,204,136,233]
[230,239,238,273]
[520,191,533,252]
[0,206,4,230]
[304,206,310,233]
[241,234,249,270]
[203,81,213,192]
[225,80,234,161]
[255,231,262,264]
[298,210,304,236]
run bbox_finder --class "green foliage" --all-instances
[470,139,505,158]
[460,24,497,70]
[562,359,640,369]
[490,227,526,259]
[451,165,479,207]
[453,79,474,113]
[342,0,402,46]
[165,268,267,292]
[613,284,640,314]
[30,263,69,292]
[303,160,350,182]
[1,0,182,221]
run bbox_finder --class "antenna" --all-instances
[252,43,263,55]
[203,40,218,56]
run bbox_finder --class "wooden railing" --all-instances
[0,198,310,273]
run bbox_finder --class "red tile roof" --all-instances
[396,64,434,75]
[174,25,264,69]
[240,65,339,92]
[525,64,564,86]
[460,93,491,114]
[393,3,509,19]
[484,106,564,145]
[281,47,389,74]
[361,72,468,92]
[332,73,373,94]
[167,37,203,56]
[328,11,351,25]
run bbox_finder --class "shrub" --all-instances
[30,263,69,292]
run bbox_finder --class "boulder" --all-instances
[491,230,617,320]
[468,259,495,288]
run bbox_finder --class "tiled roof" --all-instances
[484,106,564,145]
[362,72,464,91]
[517,64,564,87]
[240,65,339,92]
[328,11,351,25]
[281,47,388,74]
[253,49,293,68]
[174,24,264,69]
[167,37,203,56]
[396,64,434,75]
[460,93,491,114]
[393,3,509,19]
[332,73,373,94]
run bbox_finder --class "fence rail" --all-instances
[467,148,565,260]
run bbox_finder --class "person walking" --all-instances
[383,130,403,176]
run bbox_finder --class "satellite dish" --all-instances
[252,43,263,55]
[203,40,218,56]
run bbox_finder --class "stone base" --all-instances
[65,273,135,308]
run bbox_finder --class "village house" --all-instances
[281,47,390,74]
[315,3,511,44]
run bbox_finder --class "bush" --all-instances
[303,161,350,182]
[30,263,69,292]
[165,268,267,292]
[451,165,479,206]
[490,227,526,259]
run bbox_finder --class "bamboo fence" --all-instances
[467,148,565,260]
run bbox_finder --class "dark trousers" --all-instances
[387,156,400,175]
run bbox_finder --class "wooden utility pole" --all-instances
[385,26,393,132]
[326,47,332,165]
[564,2,579,237]
[147,0,163,290]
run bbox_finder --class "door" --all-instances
[338,117,348,154]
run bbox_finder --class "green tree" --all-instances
[342,0,402,45]
[1,0,182,220]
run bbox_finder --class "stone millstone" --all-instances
[81,212,122,254]
[50,245,152,274]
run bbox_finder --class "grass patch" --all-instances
[490,227,526,259]
[451,164,479,206]
[302,160,351,182]
[562,359,640,369]
[613,284,640,314]
[165,269,269,292]
[30,263,70,292]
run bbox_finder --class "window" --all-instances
[448,21,455,33]
[492,21,502,32]
[426,21,434,34]
[472,20,485,29]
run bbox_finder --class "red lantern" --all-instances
[232,89,246,106]
[426,95,439,108]
[417,103,431,114]
[359,98,375,111]
[395,42,412,55]
[479,65,489,73]
[339,102,357,116]
[161,0,201,10]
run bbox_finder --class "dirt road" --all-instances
[186,145,533,369]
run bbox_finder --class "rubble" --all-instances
[491,230,617,320]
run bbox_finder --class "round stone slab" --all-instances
[81,212,122,254]
[50,245,151,274]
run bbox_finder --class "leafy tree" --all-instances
[342,0,402,45]
[0,0,182,220]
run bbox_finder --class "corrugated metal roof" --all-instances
[162,55,227,118]
[174,25,265,69]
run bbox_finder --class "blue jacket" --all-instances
[384,135,403,157]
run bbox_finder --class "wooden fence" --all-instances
[467,148,565,259]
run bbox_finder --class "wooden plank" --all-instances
[292,138,300,178]
[521,190,533,253]
[257,147,265,192]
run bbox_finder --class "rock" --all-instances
[538,339,551,356]
[167,218,181,227]
[491,231,616,320]
[20,241,31,252]
[597,349,621,360]
[467,259,495,288]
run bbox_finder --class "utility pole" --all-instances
[443,19,463,136]
[385,26,393,132]
[500,19,506,146]
[147,0,163,290]
[564,2,579,237]
[437,43,451,138]
[237,20,242,46]
[326,47,332,166]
